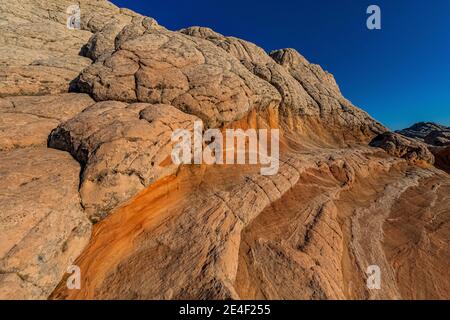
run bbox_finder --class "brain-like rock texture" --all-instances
[77,24,384,142]
[180,27,385,141]
[49,101,199,221]
[397,122,449,142]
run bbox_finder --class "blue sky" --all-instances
[111,0,450,130]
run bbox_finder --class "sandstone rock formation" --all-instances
[0,0,147,97]
[77,27,282,128]
[397,122,450,173]
[0,148,91,299]
[434,146,450,174]
[425,130,450,147]
[49,101,199,222]
[50,148,450,300]
[0,0,448,301]
[397,122,450,144]
[369,132,435,165]
[179,27,385,143]
[0,93,94,151]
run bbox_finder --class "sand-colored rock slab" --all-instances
[0,147,91,299]
[0,113,58,152]
[382,171,450,299]
[181,27,384,141]
[0,93,94,151]
[78,28,281,128]
[49,101,200,221]
[433,146,450,174]
[49,150,306,299]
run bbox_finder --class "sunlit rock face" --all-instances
[396,122,450,173]
[0,0,448,300]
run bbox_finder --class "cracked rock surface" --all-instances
[369,132,435,165]
[0,0,145,96]
[49,101,199,222]
[0,0,448,300]
[0,93,94,151]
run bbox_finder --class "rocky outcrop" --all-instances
[77,28,281,128]
[0,147,91,299]
[0,0,158,299]
[50,148,367,299]
[396,122,450,173]
[237,156,449,300]
[180,27,385,142]
[369,132,435,165]
[76,23,384,141]
[0,0,448,301]
[432,145,450,174]
[397,122,450,144]
[0,93,94,299]
[84,15,161,61]
[0,0,144,96]
[424,129,450,147]
[50,148,450,300]
[0,93,94,151]
[48,101,199,222]
[269,48,384,136]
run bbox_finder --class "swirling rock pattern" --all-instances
[0,0,448,300]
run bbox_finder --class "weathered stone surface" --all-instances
[77,28,281,128]
[270,48,385,137]
[51,148,450,300]
[0,66,86,97]
[397,122,450,149]
[0,1,91,96]
[0,0,146,97]
[424,129,450,147]
[0,93,94,121]
[380,170,450,299]
[397,122,449,143]
[84,15,161,61]
[0,93,94,151]
[183,29,384,145]
[0,113,58,152]
[78,23,384,141]
[396,122,450,173]
[49,101,199,221]
[179,27,316,115]
[432,145,450,174]
[370,132,435,165]
[1,0,449,301]
[0,147,91,299]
